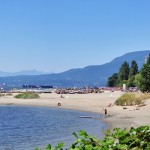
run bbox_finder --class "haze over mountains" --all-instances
[0,50,150,88]
[0,70,46,77]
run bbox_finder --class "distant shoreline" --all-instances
[0,92,150,131]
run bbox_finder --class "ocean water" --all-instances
[0,106,107,150]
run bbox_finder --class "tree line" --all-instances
[107,54,150,92]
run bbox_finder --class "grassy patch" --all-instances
[14,92,40,99]
[115,93,150,106]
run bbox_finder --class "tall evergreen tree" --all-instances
[137,54,150,92]
[107,73,118,87]
[138,63,150,92]
[129,60,138,78]
[117,61,129,83]
[127,76,136,87]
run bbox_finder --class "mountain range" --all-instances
[0,50,150,88]
[0,70,46,77]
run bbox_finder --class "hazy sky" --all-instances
[0,0,150,73]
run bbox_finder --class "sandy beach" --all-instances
[0,91,150,130]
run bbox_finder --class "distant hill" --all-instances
[0,50,150,88]
[0,70,45,77]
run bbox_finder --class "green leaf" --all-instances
[46,144,51,150]
[34,125,150,150]
[79,130,88,137]
[35,148,41,150]
[72,132,78,139]
[55,143,64,149]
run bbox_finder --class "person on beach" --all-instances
[104,108,107,115]
[57,102,61,106]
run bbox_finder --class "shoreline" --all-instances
[0,91,150,131]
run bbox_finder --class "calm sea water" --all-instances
[0,106,107,150]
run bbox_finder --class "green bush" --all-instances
[14,92,40,99]
[114,93,150,106]
[35,126,150,150]
[115,93,138,106]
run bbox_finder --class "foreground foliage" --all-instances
[115,93,150,106]
[35,126,150,150]
[14,92,40,99]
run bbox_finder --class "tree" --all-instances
[117,61,129,83]
[134,73,142,88]
[129,60,138,78]
[107,73,118,87]
[127,75,136,87]
[138,63,150,92]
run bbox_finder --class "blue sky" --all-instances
[0,0,150,73]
